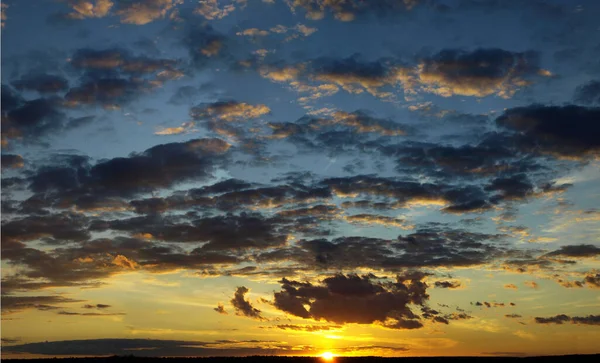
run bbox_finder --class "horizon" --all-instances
[1,0,599,359]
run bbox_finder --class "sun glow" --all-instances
[321,352,336,361]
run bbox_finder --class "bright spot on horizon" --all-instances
[321,351,336,361]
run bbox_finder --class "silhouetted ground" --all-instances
[2,355,599,363]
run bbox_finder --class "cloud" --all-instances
[155,122,197,135]
[268,324,342,332]
[24,138,229,199]
[57,311,125,317]
[262,49,549,102]
[544,244,600,258]
[473,301,514,308]
[322,111,406,136]
[1,234,243,293]
[230,286,265,320]
[256,224,507,271]
[1,154,24,169]
[64,77,144,109]
[345,214,413,229]
[70,48,180,76]
[381,140,522,179]
[495,105,600,159]
[574,80,600,105]
[1,3,7,28]
[535,314,600,326]
[311,56,399,97]
[82,304,111,309]
[91,212,289,251]
[63,0,182,24]
[1,337,20,344]
[12,74,69,94]
[1,94,66,145]
[434,281,462,289]
[3,339,306,357]
[191,101,270,122]
[416,48,547,98]
[1,295,84,315]
[524,281,539,289]
[505,314,522,318]
[584,273,600,289]
[114,0,181,25]
[182,23,229,68]
[237,28,270,37]
[66,0,113,19]
[485,174,534,202]
[236,23,317,40]
[1,211,91,246]
[214,303,228,315]
[62,48,183,109]
[287,0,419,21]
[195,0,238,20]
[272,273,429,329]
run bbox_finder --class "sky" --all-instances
[1,0,600,359]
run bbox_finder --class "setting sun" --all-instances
[321,352,336,361]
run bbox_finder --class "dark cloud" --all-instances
[1,212,91,246]
[1,154,24,169]
[311,56,397,94]
[1,84,24,111]
[474,301,513,308]
[64,76,144,108]
[535,314,600,326]
[1,337,21,344]
[574,80,600,105]
[485,174,534,202]
[496,105,600,159]
[12,74,69,94]
[230,286,265,320]
[1,233,243,294]
[1,295,83,314]
[434,281,462,289]
[214,303,228,315]
[1,96,65,144]
[57,311,125,317]
[24,138,229,201]
[382,141,516,177]
[545,244,600,258]
[321,175,491,214]
[584,273,600,289]
[418,48,545,98]
[92,213,288,250]
[505,314,522,318]
[288,0,419,21]
[255,224,507,271]
[272,273,429,329]
[268,324,342,332]
[70,48,179,75]
[182,23,229,69]
[64,48,183,108]
[82,304,111,309]
[4,339,304,357]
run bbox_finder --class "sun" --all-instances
[320,352,336,361]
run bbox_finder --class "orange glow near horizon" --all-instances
[321,352,336,361]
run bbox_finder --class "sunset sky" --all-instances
[1,0,599,358]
